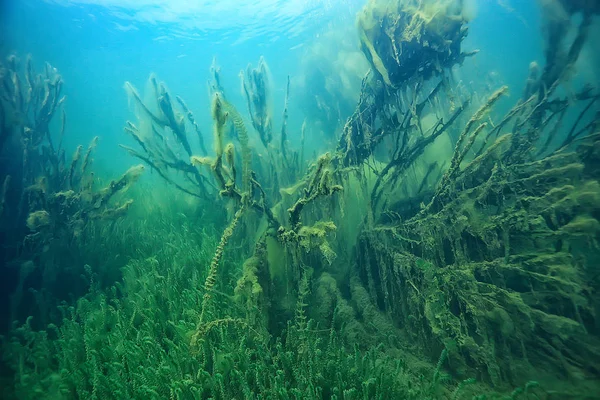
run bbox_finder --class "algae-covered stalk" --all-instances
[193,206,245,342]
[356,0,474,88]
[241,56,273,148]
[223,100,252,194]
[122,77,213,199]
[211,92,228,160]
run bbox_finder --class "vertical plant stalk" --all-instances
[195,206,245,342]
[223,102,252,194]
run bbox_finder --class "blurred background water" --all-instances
[0,0,554,175]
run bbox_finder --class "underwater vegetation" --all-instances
[0,55,144,331]
[1,0,600,399]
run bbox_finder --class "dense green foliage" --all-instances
[2,0,600,399]
[0,201,484,399]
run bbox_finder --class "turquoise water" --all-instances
[1,0,546,172]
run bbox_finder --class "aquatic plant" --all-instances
[3,0,600,398]
[241,56,273,148]
[0,56,143,238]
[119,0,599,395]
[122,77,213,200]
[356,0,476,88]
[0,56,144,329]
[3,210,468,399]
[0,55,65,233]
[345,0,600,393]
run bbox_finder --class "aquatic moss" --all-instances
[356,134,600,391]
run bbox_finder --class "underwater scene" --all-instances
[1,0,600,398]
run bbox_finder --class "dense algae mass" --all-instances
[1,0,599,399]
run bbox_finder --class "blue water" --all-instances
[1,0,546,174]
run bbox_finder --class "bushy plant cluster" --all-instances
[2,206,480,400]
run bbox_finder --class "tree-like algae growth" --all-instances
[0,55,143,335]
[1,0,600,399]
